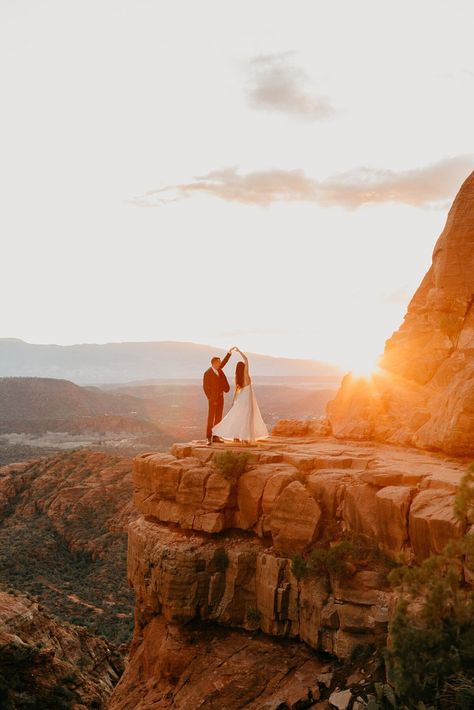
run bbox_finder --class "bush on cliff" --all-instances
[291,532,394,582]
[386,539,474,708]
[290,554,308,580]
[214,451,250,483]
[381,465,474,709]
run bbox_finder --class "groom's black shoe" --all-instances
[212,436,224,443]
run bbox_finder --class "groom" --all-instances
[203,350,233,445]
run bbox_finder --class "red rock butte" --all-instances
[328,170,474,456]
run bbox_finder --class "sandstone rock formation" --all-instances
[328,170,474,456]
[132,441,466,560]
[109,436,469,707]
[109,617,328,710]
[0,589,122,708]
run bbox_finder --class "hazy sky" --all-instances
[2,0,473,372]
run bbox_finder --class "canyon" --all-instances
[0,589,123,708]
[0,452,137,645]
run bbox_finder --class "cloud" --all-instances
[127,155,473,210]
[244,52,333,120]
[381,287,413,305]
[315,155,474,209]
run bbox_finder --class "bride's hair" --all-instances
[235,361,245,389]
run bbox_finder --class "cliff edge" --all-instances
[109,438,467,708]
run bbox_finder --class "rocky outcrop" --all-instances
[0,590,123,708]
[132,441,466,560]
[328,170,474,456]
[109,436,469,707]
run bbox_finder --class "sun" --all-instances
[342,352,381,379]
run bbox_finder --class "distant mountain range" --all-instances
[0,376,150,422]
[0,339,341,384]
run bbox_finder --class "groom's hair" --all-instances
[211,357,221,367]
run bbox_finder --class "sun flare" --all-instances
[342,353,381,379]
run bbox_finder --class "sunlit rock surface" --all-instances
[109,436,467,708]
[132,440,465,559]
[328,170,474,456]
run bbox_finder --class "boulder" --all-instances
[176,466,212,506]
[343,483,378,538]
[375,485,415,555]
[235,467,270,530]
[269,481,322,554]
[261,465,298,513]
[409,489,464,561]
[307,472,348,517]
[202,472,234,510]
[329,689,352,710]
[332,570,385,606]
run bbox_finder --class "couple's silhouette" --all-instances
[202,347,268,445]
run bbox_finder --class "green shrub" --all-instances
[309,539,355,579]
[214,451,250,482]
[291,553,308,581]
[359,465,474,710]
[387,529,474,706]
[308,533,387,580]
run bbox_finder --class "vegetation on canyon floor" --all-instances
[0,452,135,646]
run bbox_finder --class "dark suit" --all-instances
[203,352,231,439]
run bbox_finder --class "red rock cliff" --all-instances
[109,438,466,708]
[328,170,474,455]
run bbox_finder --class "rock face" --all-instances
[328,170,474,456]
[132,441,465,560]
[109,437,468,708]
[0,452,137,644]
[109,617,326,710]
[0,590,122,708]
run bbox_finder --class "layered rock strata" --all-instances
[328,170,474,456]
[133,440,465,561]
[110,437,468,707]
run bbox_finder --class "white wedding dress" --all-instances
[212,383,269,442]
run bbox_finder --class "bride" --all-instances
[212,347,269,444]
